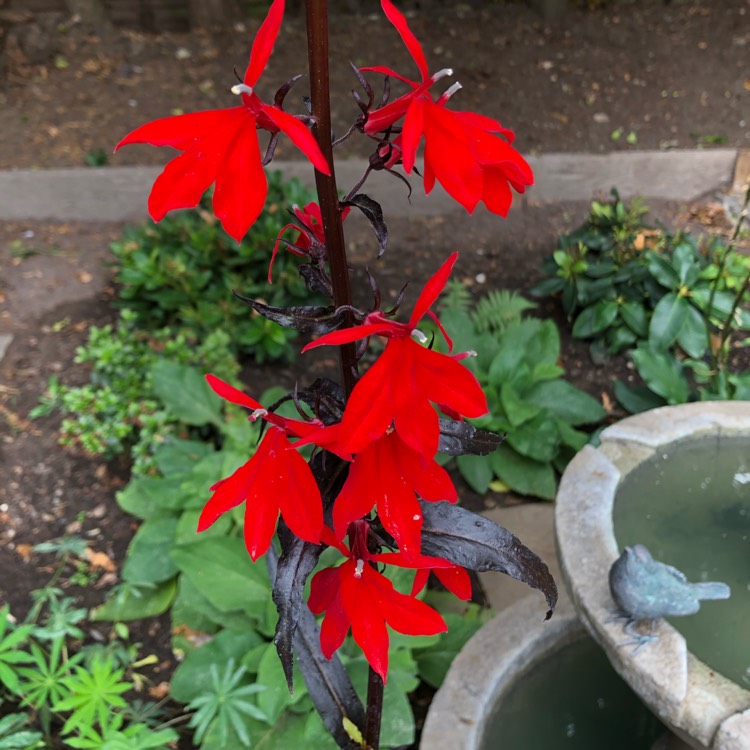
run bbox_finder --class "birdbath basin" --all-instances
[555,402,750,749]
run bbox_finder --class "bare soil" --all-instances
[0,0,748,744]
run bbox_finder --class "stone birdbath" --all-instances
[555,401,750,750]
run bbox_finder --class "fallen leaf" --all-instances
[85,547,117,572]
[148,681,170,699]
[77,271,93,284]
[16,543,34,562]
[601,391,613,414]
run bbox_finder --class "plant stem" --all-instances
[364,669,384,750]
[305,4,381,748]
[305,0,358,397]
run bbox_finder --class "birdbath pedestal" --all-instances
[555,402,750,750]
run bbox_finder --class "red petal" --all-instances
[338,343,400,452]
[400,97,424,174]
[360,65,420,86]
[434,565,472,601]
[145,152,218,222]
[114,109,238,151]
[197,458,256,531]
[205,374,263,411]
[244,0,285,87]
[308,566,341,613]
[276,436,323,543]
[242,484,280,561]
[302,322,394,352]
[262,105,331,175]
[212,118,266,242]
[414,345,488,418]
[367,566,447,638]
[410,568,430,596]
[333,449,380,540]
[380,0,428,80]
[396,435,457,503]
[319,592,350,659]
[409,252,457,326]
[342,568,390,682]
[481,165,513,217]
[422,104,483,212]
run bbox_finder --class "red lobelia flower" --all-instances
[198,374,347,561]
[332,429,457,557]
[267,201,351,283]
[302,252,488,457]
[114,0,330,242]
[363,0,533,217]
[308,521,449,682]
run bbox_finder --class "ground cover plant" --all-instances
[32,310,240,475]
[533,189,750,412]
[110,171,315,363]
[0,555,180,749]
[107,0,558,747]
[433,284,606,500]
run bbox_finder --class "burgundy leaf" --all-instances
[419,501,557,618]
[232,294,348,334]
[438,418,506,456]
[340,194,388,257]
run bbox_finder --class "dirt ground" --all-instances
[0,0,748,743]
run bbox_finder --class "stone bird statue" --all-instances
[608,544,731,652]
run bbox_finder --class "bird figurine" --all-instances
[608,544,731,652]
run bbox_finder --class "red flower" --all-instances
[267,201,350,283]
[197,374,346,561]
[308,522,449,682]
[333,430,457,557]
[401,98,533,216]
[302,252,487,457]
[363,0,533,217]
[114,0,330,242]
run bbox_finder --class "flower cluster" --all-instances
[116,0,537,686]
[202,251,481,679]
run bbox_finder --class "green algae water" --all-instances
[479,636,664,749]
[613,436,750,688]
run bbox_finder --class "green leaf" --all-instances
[647,251,679,289]
[171,537,270,613]
[649,292,689,350]
[572,299,618,338]
[154,439,214,475]
[255,644,307,724]
[619,300,649,337]
[525,380,606,425]
[631,345,689,404]
[456,454,494,494]
[116,476,187,520]
[676,304,709,359]
[90,579,177,622]
[121,516,179,585]
[499,382,540,427]
[504,413,561,463]
[171,630,263,704]
[613,381,668,414]
[490,446,557,500]
[150,360,222,426]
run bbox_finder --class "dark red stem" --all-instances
[305,2,381,747]
[305,0,358,397]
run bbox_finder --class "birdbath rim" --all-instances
[554,401,750,750]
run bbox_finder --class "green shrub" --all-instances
[532,190,750,411]
[110,171,315,363]
[32,310,240,474]
[434,283,606,500]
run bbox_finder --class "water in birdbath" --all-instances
[479,635,664,749]
[613,436,750,688]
